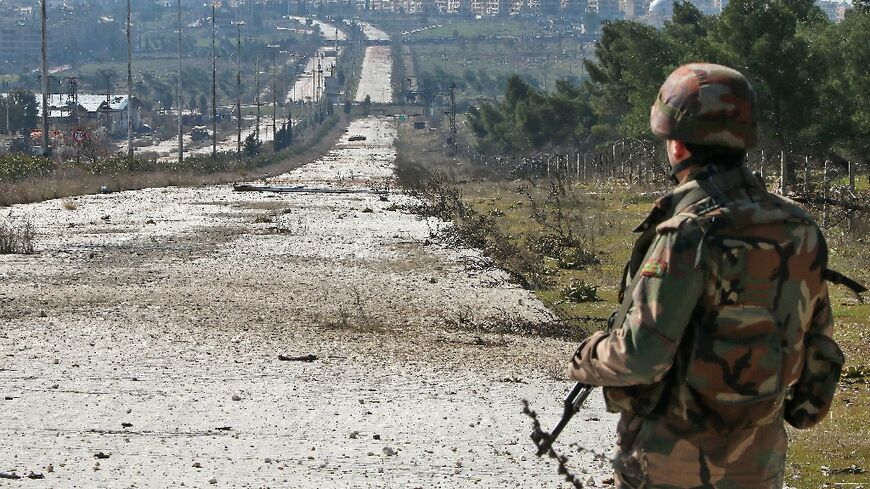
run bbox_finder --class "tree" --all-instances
[243,132,262,156]
[0,89,38,134]
[362,95,371,116]
[274,122,293,151]
[584,21,677,141]
[809,9,870,162]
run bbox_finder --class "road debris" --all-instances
[277,354,317,362]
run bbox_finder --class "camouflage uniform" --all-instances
[567,64,844,488]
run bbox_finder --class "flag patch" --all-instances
[641,259,668,277]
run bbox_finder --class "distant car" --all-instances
[348,135,367,142]
[191,126,210,141]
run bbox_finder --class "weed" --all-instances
[562,280,599,303]
[0,219,35,254]
[62,200,78,211]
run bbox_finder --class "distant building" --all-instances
[34,94,143,136]
[817,0,847,21]
[590,0,623,19]
[0,23,41,65]
[647,0,672,24]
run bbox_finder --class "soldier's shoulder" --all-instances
[672,192,818,231]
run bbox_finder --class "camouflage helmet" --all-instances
[650,63,758,149]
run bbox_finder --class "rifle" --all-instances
[531,382,595,456]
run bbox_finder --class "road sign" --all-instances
[72,128,87,143]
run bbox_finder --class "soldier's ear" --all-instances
[667,139,691,165]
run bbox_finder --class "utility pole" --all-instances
[449,81,457,148]
[255,50,260,142]
[211,1,219,159]
[234,20,245,161]
[40,0,49,155]
[127,0,133,159]
[176,0,183,165]
[268,45,278,140]
[4,81,9,135]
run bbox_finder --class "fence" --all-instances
[457,139,868,233]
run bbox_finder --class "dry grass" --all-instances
[0,219,35,254]
[0,114,351,208]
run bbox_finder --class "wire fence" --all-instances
[456,139,868,234]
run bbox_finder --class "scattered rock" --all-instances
[101,215,111,221]
[277,354,317,362]
[362,208,374,213]
[349,431,359,439]
[0,472,21,480]
[121,422,133,428]
[382,447,397,457]
[26,472,44,479]
[46,464,53,473]
[209,477,217,484]
[214,426,232,431]
[145,219,156,225]
[192,462,202,469]
[94,452,110,459]
[372,434,381,440]
[231,394,241,401]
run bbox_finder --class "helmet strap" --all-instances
[668,156,700,185]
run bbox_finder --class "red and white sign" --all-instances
[72,128,87,143]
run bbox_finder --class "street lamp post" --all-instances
[40,0,49,155]
[233,20,245,161]
[255,50,260,142]
[211,1,220,159]
[127,0,133,159]
[176,0,183,165]
[267,44,280,141]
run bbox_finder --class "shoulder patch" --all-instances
[641,258,669,277]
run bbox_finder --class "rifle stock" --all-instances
[532,382,595,456]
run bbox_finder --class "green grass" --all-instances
[409,19,550,40]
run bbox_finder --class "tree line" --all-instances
[469,0,870,168]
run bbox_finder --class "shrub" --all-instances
[562,279,599,303]
[0,219,35,254]
[0,154,56,182]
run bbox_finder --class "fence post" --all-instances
[823,159,829,228]
[759,150,766,183]
[779,150,786,195]
[849,159,856,232]
[804,156,810,196]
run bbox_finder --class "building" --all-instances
[35,94,143,136]
[0,23,41,65]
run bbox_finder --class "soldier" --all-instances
[567,63,848,488]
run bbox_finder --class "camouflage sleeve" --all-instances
[785,284,844,429]
[568,220,705,386]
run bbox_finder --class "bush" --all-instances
[562,279,599,303]
[0,154,56,182]
[558,246,600,270]
[0,219,35,254]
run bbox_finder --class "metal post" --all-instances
[823,159,829,228]
[255,51,260,142]
[40,0,49,155]
[235,21,245,161]
[779,150,786,194]
[127,0,133,159]
[177,0,183,164]
[211,2,218,160]
[803,155,809,195]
